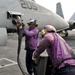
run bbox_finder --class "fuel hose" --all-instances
[17,28,28,75]
[12,16,28,75]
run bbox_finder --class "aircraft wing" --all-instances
[69,13,75,20]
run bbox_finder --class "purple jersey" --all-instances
[23,28,39,50]
[33,33,75,68]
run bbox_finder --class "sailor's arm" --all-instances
[23,29,39,36]
[32,38,50,60]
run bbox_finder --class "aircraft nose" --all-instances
[52,14,69,31]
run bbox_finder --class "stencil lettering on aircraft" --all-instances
[20,0,38,10]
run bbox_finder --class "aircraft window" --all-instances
[7,11,24,19]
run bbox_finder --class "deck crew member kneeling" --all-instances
[32,25,75,75]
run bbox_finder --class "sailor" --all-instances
[23,19,39,75]
[32,25,75,75]
[15,17,39,75]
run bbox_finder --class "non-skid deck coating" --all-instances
[0,31,75,75]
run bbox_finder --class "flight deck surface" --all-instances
[0,31,75,75]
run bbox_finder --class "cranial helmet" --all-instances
[44,25,56,32]
[27,19,38,27]
[41,25,56,37]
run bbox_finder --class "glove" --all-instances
[32,53,38,60]
[32,55,37,61]
[32,54,41,65]
[18,25,23,29]
[17,21,25,29]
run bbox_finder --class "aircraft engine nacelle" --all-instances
[0,28,7,46]
[68,20,75,30]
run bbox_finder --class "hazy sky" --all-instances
[35,0,75,20]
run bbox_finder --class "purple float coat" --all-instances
[33,33,75,68]
[23,28,39,50]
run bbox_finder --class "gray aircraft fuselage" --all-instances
[0,0,69,45]
[0,0,69,31]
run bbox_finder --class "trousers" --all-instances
[26,49,37,75]
[54,65,75,75]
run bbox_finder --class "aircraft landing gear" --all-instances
[65,31,68,37]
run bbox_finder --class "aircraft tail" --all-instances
[56,2,64,18]
[69,12,75,20]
